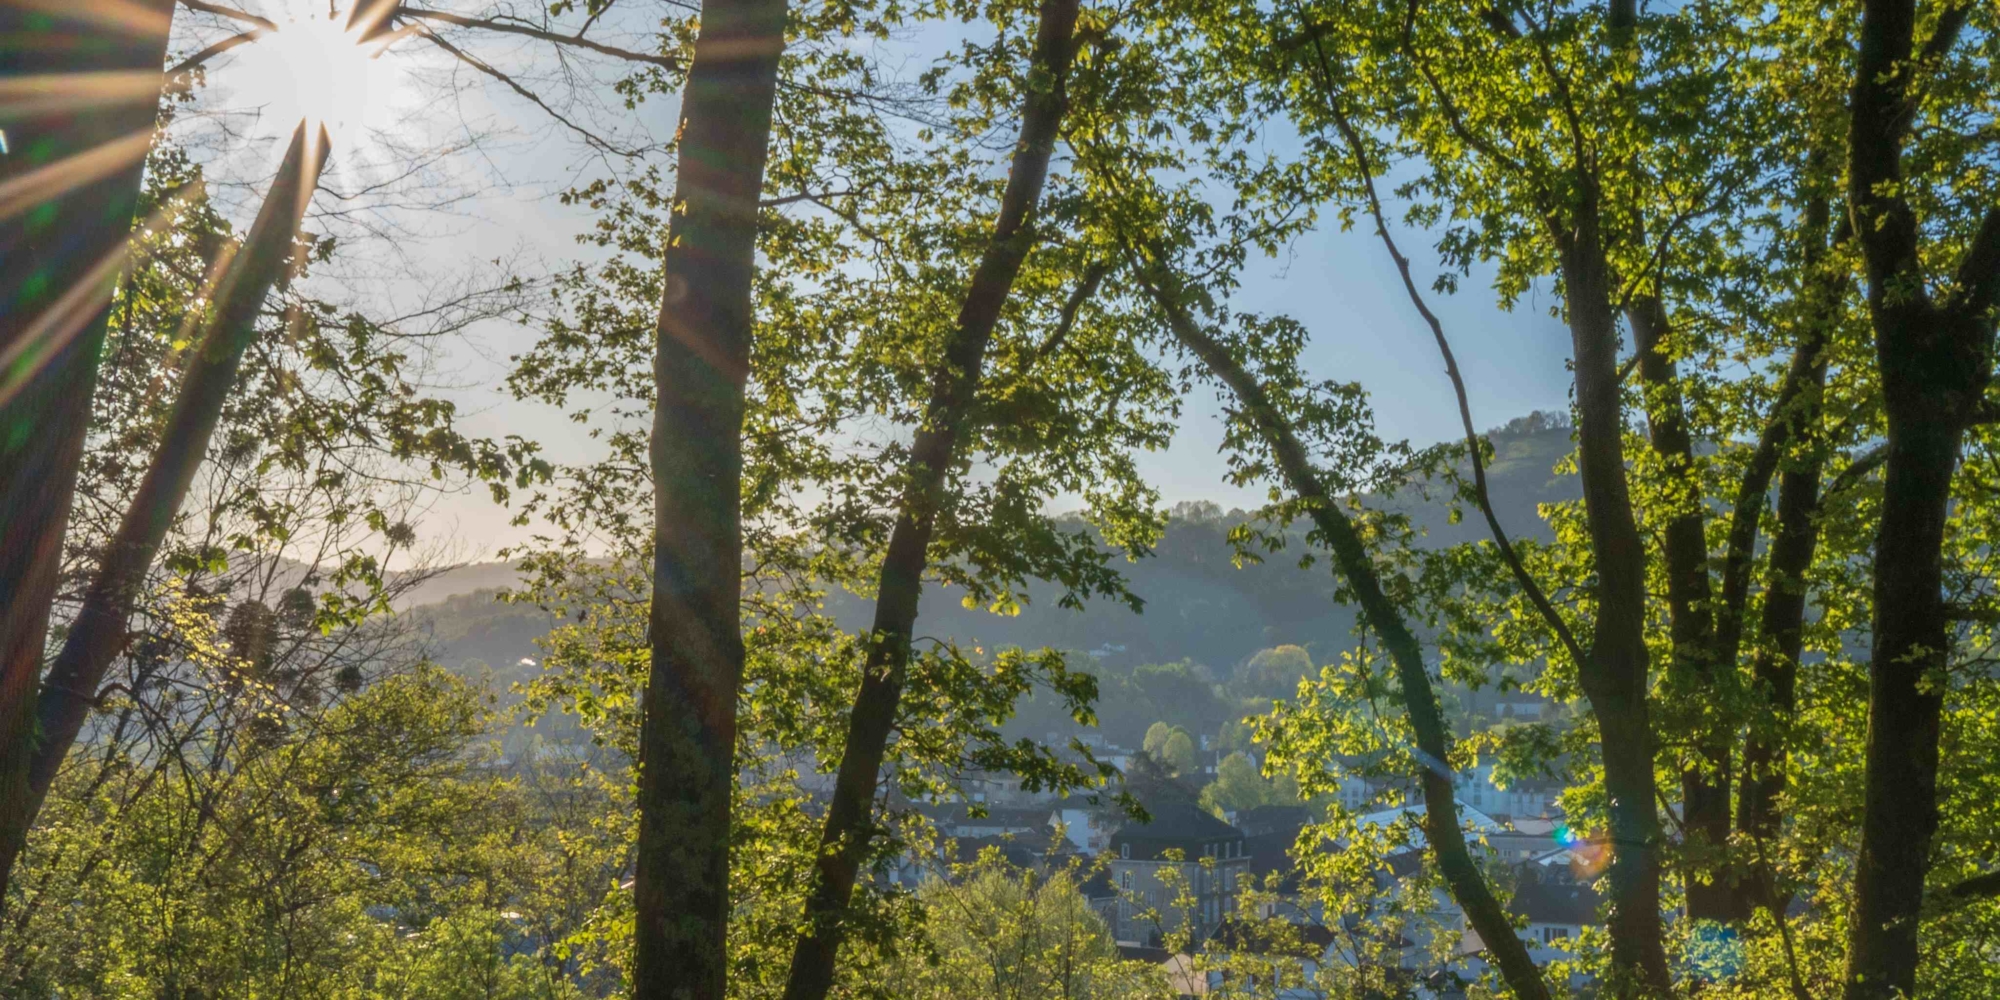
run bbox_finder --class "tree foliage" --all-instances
[8,2,2000,999]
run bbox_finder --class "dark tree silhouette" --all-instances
[0,0,175,907]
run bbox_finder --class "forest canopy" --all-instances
[2,2,1999,1000]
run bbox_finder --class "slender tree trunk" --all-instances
[18,125,323,834]
[1556,210,1673,993]
[634,0,786,996]
[1492,4,1668,985]
[1301,55,1590,678]
[0,0,174,906]
[1732,437,1821,905]
[1628,294,1737,923]
[1140,265,1550,1000]
[780,6,1079,997]
[1840,3,1999,996]
[1728,197,1840,918]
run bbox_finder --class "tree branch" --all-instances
[1716,201,1845,664]
[1882,4,1977,148]
[1948,868,2000,901]
[1298,14,1589,675]
[1822,442,1888,499]
[396,7,682,72]
[167,29,264,81]
[1920,3,1973,63]
[1509,2,1591,181]
[1034,259,1109,362]
[1399,0,1530,179]
[1949,207,2000,323]
[179,0,275,32]
[415,26,650,158]
[1131,249,1553,1000]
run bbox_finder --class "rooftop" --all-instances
[917,802,1058,833]
[1109,802,1244,859]
[1237,803,1312,838]
[1509,880,1603,926]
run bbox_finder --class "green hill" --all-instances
[411,414,1578,739]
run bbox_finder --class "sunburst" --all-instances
[219,1,415,152]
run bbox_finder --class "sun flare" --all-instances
[227,3,409,148]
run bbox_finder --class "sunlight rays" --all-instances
[1,3,415,413]
[0,183,200,411]
[224,0,413,150]
[0,71,165,121]
[0,123,323,414]
[0,130,155,224]
[13,0,173,36]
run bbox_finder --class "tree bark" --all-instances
[1728,199,1840,919]
[1556,211,1674,993]
[1554,13,1667,985]
[1628,294,1736,923]
[1140,264,1550,1000]
[1840,2,2000,997]
[1409,10,1670,971]
[779,5,1079,997]
[0,0,175,906]
[19,123,323,826]
[634,0,786,996]
[1731,435,1821,904]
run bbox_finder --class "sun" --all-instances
[227,3,409,147]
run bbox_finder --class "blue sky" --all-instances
[180,3,1580,559]
[1143,216,1577,507]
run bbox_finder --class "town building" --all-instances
[1108,801,1250,946]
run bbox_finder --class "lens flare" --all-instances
[226,4,403,146]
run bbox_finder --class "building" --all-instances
[1509,880,1601,957]
[1236,804,1312,838]
[884,826,1072,890]
[916,801,1056,838]
[1451,763,1561,820]
[1051,806,1115,854]
[1350,803,1505,848]
[1108,802,1249,946]
[1482,828,1563,864]
[1201,918,1340,998]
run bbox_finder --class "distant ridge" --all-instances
[392,561,528,611]
[409,415,1580,678]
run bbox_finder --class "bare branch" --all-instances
[179,0,275,32]
[415,25,650,158]
[168,29,264,82]
[396,6,682,72]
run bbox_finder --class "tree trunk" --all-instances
[1141,264,1550,1000]
[0,0,175,906]
[1732,439,1821,904]
[1840,2,2000,996]
[1843,366,1973,1000]
[1728,198,1840,919]
[779,5,1079,998]
[1556,210,1673,993]
[19,124,323,830]
[1629,294,1737,923]
[633,1,786,996]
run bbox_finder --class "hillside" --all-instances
[411,414,1579,696]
